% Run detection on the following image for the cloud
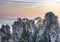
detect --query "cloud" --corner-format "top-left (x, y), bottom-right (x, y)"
top-left (0, 1), bottom-right (50, 6)
top-left (0, 16), bottom-right (17, 25)
top-left (0, 0), bottom-right (60, 5)
top-left (0, 0), bottom-right (44, 6)
top-left (0, 16), bottom-right (17, 20)
top-left (0, 0), bottom-right (34, 5)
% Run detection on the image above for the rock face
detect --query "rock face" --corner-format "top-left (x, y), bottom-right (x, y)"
top-left (41, 12), bottom-right (60, 42)
top-left (0, 25), bottom-right (11, 42)
top-left (12, 12), bottom-right (60, 42)
top-left (0, 30), bottom-right (1, 42)
top-left (0, 12), bottom-right (60, 42)
top-left (12, 18), bottom-right (23, 42)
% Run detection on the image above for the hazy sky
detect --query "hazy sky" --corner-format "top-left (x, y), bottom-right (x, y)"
top-left (0, 0), bottom-right (60, 25)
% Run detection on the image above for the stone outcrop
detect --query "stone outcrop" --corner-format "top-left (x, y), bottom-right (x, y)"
top-left (0, 25), bottom-right (11, 42)
top-left (0, 12), bottom-right (60, 42)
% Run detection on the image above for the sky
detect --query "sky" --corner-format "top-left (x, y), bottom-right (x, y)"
top-left (0, 0), bottom-right (60, 26)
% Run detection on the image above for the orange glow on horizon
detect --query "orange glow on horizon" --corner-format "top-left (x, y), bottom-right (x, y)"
top-left (0, 5), bottom-right (60, 18)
